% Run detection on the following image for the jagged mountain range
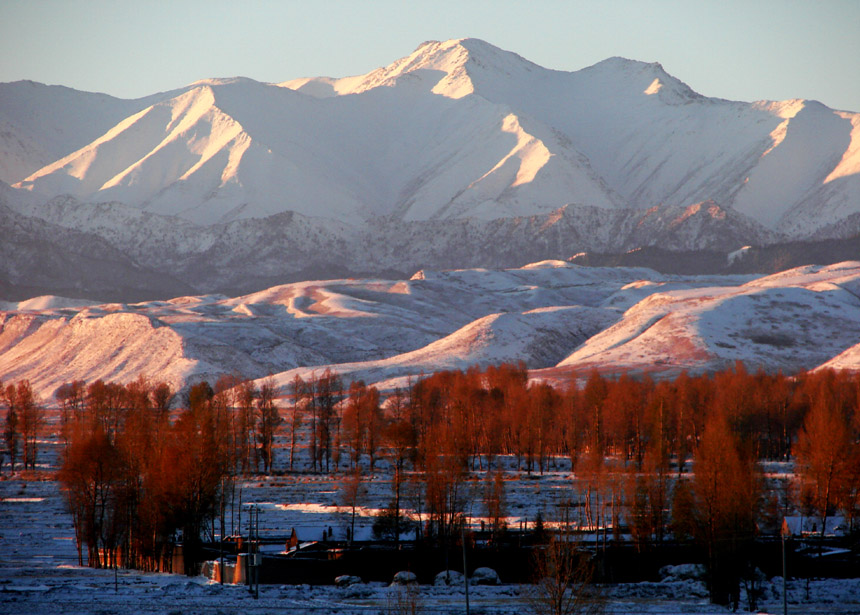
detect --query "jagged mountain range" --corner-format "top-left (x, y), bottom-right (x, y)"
top-left (1, 38), bottom-right (859, 301)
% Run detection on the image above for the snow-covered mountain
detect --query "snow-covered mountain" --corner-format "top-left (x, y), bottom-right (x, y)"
top-left (545, 261), bottom-right (860, 379)
top-left (0, 190), bottom-right (775, 300)
top-left (0, 81), bottom-right (182, 187)
top-left (4, 261), bottom-right (860, 401)
top-left (2, 38), bottom-right (859, 300)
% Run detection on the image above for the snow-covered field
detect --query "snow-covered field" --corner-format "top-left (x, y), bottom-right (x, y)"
top-left (2, 436), bottom-right (859, 614)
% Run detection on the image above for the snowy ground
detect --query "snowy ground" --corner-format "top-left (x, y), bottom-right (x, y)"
top-left (2, 436), bottom-right (859, 614)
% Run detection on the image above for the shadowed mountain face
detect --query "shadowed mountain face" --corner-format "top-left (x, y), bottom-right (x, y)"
top-left (1, 38), bottom-right (859, 301)
top-left (0, 200), bottom-right (193, 302)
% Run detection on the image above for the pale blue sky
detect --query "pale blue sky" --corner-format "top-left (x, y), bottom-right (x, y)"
top-left (1, 0), bottom-right (858, 111)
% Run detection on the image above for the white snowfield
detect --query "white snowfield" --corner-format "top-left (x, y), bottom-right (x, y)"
top-left (3, 260), bottom-right (860, 400)
top-left (5, 473), bottom-right (860, 615)
top-left (4, 38), bottom-right (859, 235)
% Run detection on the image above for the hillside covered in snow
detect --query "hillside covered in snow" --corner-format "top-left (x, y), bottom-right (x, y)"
top-left (3, 261), bottom-right (860, 401)
top-left (1, 39), bottom-right (859, 300)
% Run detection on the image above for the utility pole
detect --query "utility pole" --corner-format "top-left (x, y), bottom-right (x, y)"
top-left (461, 521), bottom-right (469, 615)
top-left (781, 519), bottom-right (789, 615)
top-left (255, 505), bottom-right (260, 600)
top-left (246, 505), bottom-right (261, 599)
top-left (247, 505), bottom-right (254, 594)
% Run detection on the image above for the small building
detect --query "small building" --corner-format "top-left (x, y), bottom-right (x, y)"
top-left (285, 526), bottom-right (324, 552)
top-left (782, 515), bottom-right (847, 537)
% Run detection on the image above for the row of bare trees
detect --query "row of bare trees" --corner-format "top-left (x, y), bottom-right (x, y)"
top-left (404, 363), bottom-right (860, 607)
top-left (308, 363), bottom-right (857, 608)
top-left (391, 363), bottom-right (860, 523)
top-left (1, 379), bottom-right (44, 472)
top-left (5, 360), bottom-right (859, 605)
top-left (52, 374), bottom-right (295, 572)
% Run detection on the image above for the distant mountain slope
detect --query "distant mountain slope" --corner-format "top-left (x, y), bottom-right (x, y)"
top-left (2, 38), bottom-right (859, 301)
top-left (8, 38), bottom-right (859, 234)
top-left (7, 261), bottom-right (860, 401)
top-left (552, 262), bottom-right (860, 377)
top-left (1, 188), bottom-right (776, 301)
top-left (0, 186), bottom-right (193, 302)
top-left (0, 80), bottom-right (183, 184)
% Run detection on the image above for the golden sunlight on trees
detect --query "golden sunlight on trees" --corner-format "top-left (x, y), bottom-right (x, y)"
top-left (681, 411), bottom-right (760, 607)
top-left (343, 380), bottom-right (383, 471)
top-left (58, 378), bottom-right (230, 572)
top-left (795, 376), bottom-right (853, 538)
top-left (36, 360), bottom-right (860, 601)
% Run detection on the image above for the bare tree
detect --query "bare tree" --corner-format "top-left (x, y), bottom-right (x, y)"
top-left (484, 469), bottom-right (507, 544)
top-left (4, 381), bottom-right (44, 470)
top-left (314, 369), bottom-right (342, 473)
top-left (2, 380), bottom-right (18, 473)
top-left (256, 377), bottom-right (282, 474)
top-left (236, 380), bottom-right (257, 473)
top-left (528, 520), bottom-right (603, 615)
top-left (339, 468), bottom-right (366, 545)
top-left (287, 375), bottom-right (305, 472)
top-left (56, 380), bottom-right (86, 447)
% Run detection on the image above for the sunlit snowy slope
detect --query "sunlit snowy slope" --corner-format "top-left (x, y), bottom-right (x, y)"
top-left (544, 261), bottom-right (860, 379)
top-left (10, 39), bottom-right (860, 232)
top-left (0, 81), bottom-right (182, 186)
top-left (3, 261), bottom-right (860, 400)
top-left (1, 39), bottom-right (858, 300)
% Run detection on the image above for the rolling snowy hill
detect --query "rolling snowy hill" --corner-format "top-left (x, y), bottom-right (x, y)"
top-left (1, 39), bottom-right (858, 300)
top-left (551, 262), bottom-right (860, 377)
top-left (4, 261), bottom-right (860, 401)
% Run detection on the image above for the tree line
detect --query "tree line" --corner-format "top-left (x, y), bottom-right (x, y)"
top-left (8, 375), bottom-right (283, 572)
top-left (385, 362), bottom-right (859, 606)
top-left (3, 362), bottom-right (859, 606)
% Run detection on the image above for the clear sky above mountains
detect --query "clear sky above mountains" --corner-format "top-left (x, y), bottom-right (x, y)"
top-left (1, 0), bottom-right (858, 112)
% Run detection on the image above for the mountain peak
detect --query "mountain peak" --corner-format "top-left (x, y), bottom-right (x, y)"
top-left (411, 37), bottom-right (530, 62)
top-left (189, 76), bottom-right (262, 89)
top-left (582, 56), bottom-right (700, 104)
top-left (322, 37), bottom-right (544, 99)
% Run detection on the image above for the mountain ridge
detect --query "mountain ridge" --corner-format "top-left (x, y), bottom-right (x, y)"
top-left (9, 38), bottom-right (858, 230)
top-left (1, 38), bottom-right (859, 300)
